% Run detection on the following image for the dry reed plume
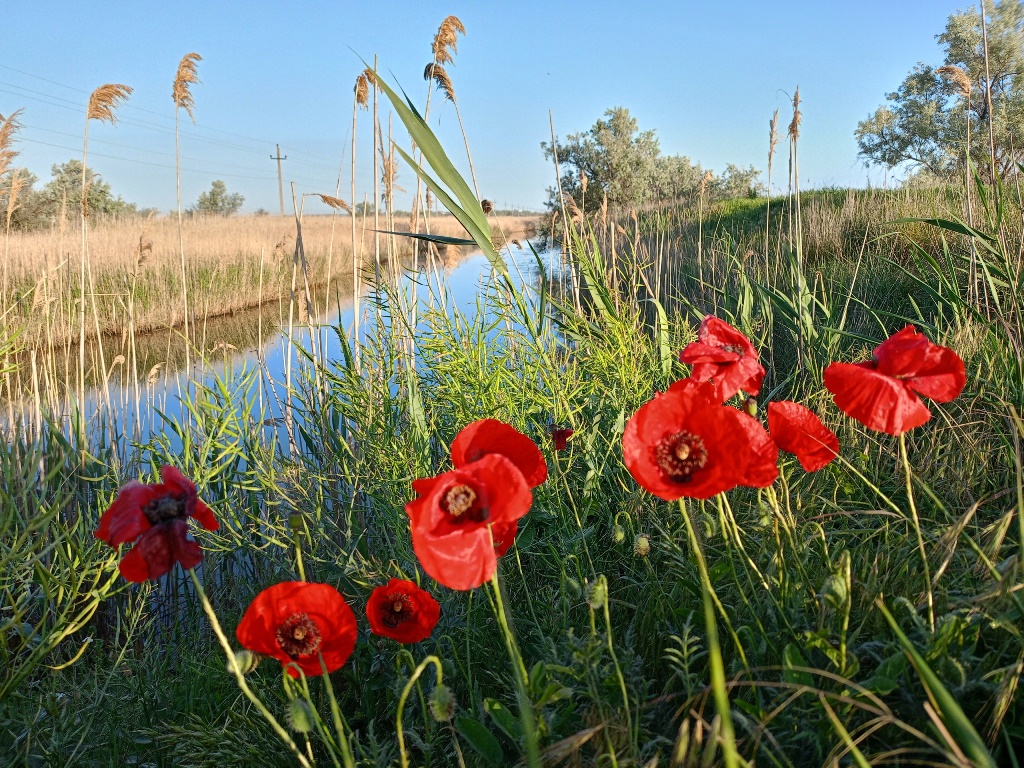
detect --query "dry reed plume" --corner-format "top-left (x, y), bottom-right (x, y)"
top-left (315, 194), bottom-right (352, 213)
top-left (937, 65), bottom-right (972, 98)
top-left (423, 63), bottom-right (457, 102)
top-left (172, 53), bottom-right (203, 122)
top-left (431, 16), bottom-right (465, 65)
top-left (0, 110), bottom-right (23, 179)
top-left (787, 85), bottom-right (802, 141)
top-left (86, 84), bottom-right (133, 124)
top-left (354, 72), bottom-right (370, 109)
top-left (768, 110), bottom-right (780, 166)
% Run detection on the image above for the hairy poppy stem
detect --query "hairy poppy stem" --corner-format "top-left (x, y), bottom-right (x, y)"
top-left (187, 569), bottom-right (314, 768)
top-left (899, 434), bottom-right (935, 634)
top-left (396, 655), bottom-right (443, 768)
top-left (318, 653), bottom-right (357, 768)
top-left (679, 499), bottom-right (740, 768)
top-left (488, 570), bottom-right (541, 768)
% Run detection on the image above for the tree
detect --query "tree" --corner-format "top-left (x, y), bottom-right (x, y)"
top-left (42, 159), bottom-right (135, 218)
top-left (543, 107), bottom-right (664, 213)
top-left (193, 180), bottom-right (244, 216)
top-left (856, 0), bottom-right (1024, 178)
top-left (542, 107), bottom-right (762, 214)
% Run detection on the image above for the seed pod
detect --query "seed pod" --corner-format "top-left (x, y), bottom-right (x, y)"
top-left (429, 683), bottom-right (455, 722)
top-left (287, 698), bottom-right (315, 734)
top-left (587, 575), bottom-right (608, 610)
top-left (230, 649), bottom-right (260, 675)
top-left (633, 533), bottom-right (651, 558)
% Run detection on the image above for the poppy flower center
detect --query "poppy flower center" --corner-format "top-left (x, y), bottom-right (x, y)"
top-left (142, 493), bottom-right (187, 525)
top-left (442, 483), bottom-right (489, 522)
top-left (275, 612), bottom-right (323, 659)
top-left (381, 593), bottom-right (415, 627)
top-left (654, 431), bottom-right (709, 483)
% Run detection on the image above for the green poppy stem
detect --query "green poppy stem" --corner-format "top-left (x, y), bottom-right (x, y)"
top-left (186, 568), bottom-right (313, 768)
top-left (679, 499), bottom-right (741, 768)
top-left (899, 433), bottom-right (935, 633)
top-left (396, 655), bottom-right (443, 768)
top-left (318, 653), bottom-right (357, 768)
top-left (488, 570), bottom-right (541, 768)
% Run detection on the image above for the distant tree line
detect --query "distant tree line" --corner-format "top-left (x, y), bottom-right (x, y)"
top-left (542, 107), bottom-right (763, 216)
top-left (0, 160), bottom-right (244, 230)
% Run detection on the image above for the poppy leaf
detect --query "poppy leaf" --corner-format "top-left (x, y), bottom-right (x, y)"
top-left (484, 698), bottom-right (523, 740)
top-left (455, 716), bottom-right (504, 765)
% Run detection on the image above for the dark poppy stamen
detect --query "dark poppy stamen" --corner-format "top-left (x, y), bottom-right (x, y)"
top-left (275, 612), bottom-right (323, 659)
top-left (142, 493), bottom-right (187, 525)
top-left (381, 593), bottom-right (414, 628)
top-left (654, 431), bottom-right (708, 483)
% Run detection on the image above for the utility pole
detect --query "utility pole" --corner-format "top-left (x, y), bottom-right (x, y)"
top-left (271, 144), bottom-right (287, 216)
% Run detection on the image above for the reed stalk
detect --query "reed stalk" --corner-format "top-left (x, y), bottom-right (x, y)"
top-left (173, 53), bottom-right (201, 375)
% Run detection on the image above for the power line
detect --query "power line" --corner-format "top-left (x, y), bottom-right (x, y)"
top-left (0, 62), bottom-right (347, 164)
top-left (0, 82), bottom-right (342, 174)
top-left (21, 122), bottom-right (316, 177)
top-left (18, 137), bottom-right (337, 191)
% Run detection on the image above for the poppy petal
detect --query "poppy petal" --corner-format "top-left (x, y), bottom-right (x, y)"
top-left (767, 401), bottom-right (839, 472)
top-left (824, 362), bottom-right (931, 435)
top-left (95, 482), bottom-right (154, 546)
top-left (118, 519), bottom-right (202, 582)
top-left (680, 316), bottom-right (765, 400)
top-left (451, 419), bottom-right (548, 487)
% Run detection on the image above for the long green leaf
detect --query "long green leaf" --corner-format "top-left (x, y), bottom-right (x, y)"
top-left (391, 142), bottom-right (506, 275)
top-left (876, 599), bottom-right (995, 768)
top-left (371, 229), bottom-right (478, 247)
top-left (370, 69), bottom-right (487, 232)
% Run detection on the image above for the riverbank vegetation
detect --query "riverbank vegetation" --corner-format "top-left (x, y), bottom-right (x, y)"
top-left (3, 9), bottom-right (1024, 768)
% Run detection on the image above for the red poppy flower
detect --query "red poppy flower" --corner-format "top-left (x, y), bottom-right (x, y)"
top-left (236, 581), bottom-right (357, 678)
top-left (680, 316), bottom-right (765, 402)
top-left (366, 578), bottom-right (441, 643)
top-left (406, 453), bottom-right (532, 590)
top-left (548, 424), bottom-right (574, 450)
top-left (451, 419), bottom-right (547, 487)
top-left (823, 325), bottom-right (966, 436)
top-left (767, 401), bottom-right (839, 472)
top-left (623, 378), bottom-right (778, 501)
top-left (94, 465), bottom-right (219, 582)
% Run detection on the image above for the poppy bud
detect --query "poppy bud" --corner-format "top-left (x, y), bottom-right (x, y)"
top-left (587, 576), bottom-right (608, 610)
top-left (612, 524), bottom-right (626, 544)
top-left (633, 533), bottom-right (651, 558)
top-left (288, 514), bottom-right (303, 530)
top-left (429, 683), bottom-right (455, 722)
top-left (287, 698), bottom-right (315, 733)
top-left (230, 649), bottom-right (260, 675)
top-left (744, 397), bottom-right (758, 417)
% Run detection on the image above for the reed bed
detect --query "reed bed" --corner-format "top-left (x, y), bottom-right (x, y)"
top-left (0, 213), bottom-right (532, 347)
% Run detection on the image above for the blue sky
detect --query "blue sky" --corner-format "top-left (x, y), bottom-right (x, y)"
top-left (2, 1), bottom-right (962, 214)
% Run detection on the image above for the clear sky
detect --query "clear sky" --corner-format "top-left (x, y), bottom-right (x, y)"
top-left (2, 1), bottom-right (963, 215)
